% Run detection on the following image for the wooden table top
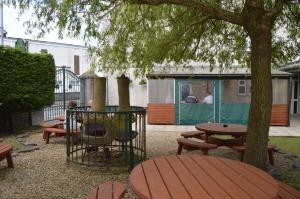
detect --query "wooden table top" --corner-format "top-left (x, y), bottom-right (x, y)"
top-left (130, 155), bottom-right (279, 199)
top-left (40, 120), bottom-right (63, 128)
top-left (55, 115), bottom-right (65, 121)
top-left (196, 123), bottom-right (247, 136)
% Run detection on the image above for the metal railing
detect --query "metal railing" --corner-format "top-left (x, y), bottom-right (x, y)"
top-left (44, 66), bottom-right (80, 121)
top-left (66, 106), bottom-right (146, 169)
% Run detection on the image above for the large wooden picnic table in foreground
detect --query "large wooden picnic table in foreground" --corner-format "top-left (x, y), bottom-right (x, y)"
top-left (130, 155), bottom-right (280, 199)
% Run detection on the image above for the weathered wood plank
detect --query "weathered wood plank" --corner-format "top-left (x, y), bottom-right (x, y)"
top-left (154, 157), bottom-right (191, 199)
top-left (207, 156), bottom-right (271, 199)
top-left (148, 103), bottom-right (175, 124)
top-left (192, 155), bottom-right (251, 199)
top-left (142, 160), bottom-right (171, 199)
top-left (271, 104), bottom-right (289, 126)
top-left (130, 165), bottom-right (151, 199)
top-left (178, 155), bottom-right (230, 199)
top-left (166, 155), bottom-right (211, 198)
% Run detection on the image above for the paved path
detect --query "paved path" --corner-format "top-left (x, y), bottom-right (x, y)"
top-left (147, 115), bottom-right (300, 137)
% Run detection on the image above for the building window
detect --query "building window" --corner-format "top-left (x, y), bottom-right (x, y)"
top-left (74, 55), bottom-right (80, 75)
top-left (238, 80), bottom-right (246, 95)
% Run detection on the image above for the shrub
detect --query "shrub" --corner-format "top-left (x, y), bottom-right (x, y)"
top-left (0, 45), bottom-right (55, 112)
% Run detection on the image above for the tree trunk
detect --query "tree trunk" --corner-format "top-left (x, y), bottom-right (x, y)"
top-left (92, 77), bottom-right (106, 112)
top-left (244, 23), bottom-right (273, 170)
top-left (117, 76), bottom-right (130, 111)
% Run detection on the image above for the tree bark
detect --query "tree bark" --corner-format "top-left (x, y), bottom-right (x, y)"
top-left (244, 19), bottom-right (273, 170)
top-left (93, 77), bottom-right (106, 112)
top-left (117, 75), bottom-right (131, 111)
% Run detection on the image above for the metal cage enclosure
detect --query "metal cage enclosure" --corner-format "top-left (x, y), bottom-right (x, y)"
top-left (66, 106), bottom-right (146, 169)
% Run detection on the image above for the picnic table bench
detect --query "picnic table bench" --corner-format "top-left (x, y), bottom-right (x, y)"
top-left (232, 144), bottom-right (277, 165)
top-left (0, 143), bottom-right (14, 168)
top-left (41, 120), bottom-right (79, 144)
top-left (177, 138), bottom-right (217, 155)
top-left (86, 181), bottom-right (127, 199)
top-left (43, 127), bottom-right (79, 144)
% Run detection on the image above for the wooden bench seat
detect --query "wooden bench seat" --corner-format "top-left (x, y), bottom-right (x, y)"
top-left (181, 132), bottom-right (243, 147)
top-left (232, 144), bottom-right (276, 165)
top-left (86, 181), bottom-right (127, 199)
top-left (180, 131), bottom-right (205, 139)
top-left (0, 143), bottom-right (14, 168)
top-left (43, 127), bottom-right (66, 144)
top-left (43, 127), bottom-right (78, 144)
top-left (177, 138), bottom-right (218, 155)
top-left (278, 181), bottom-right (300, 199)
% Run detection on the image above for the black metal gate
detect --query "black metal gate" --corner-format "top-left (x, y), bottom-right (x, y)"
top-left (44, 66), bottom-right (80, 121)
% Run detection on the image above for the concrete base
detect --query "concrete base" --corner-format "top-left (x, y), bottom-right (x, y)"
top-left (146, 115), bottom-right (300, 137)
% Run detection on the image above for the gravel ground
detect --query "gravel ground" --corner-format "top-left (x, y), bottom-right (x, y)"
top-left (0, 130), bottom-right (298, 199)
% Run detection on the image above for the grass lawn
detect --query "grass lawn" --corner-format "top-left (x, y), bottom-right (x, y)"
top-left (269, 136), bottom-right (300, 190)
top-left (279, 170), bottom-right (300, 190)
top-left (269, 136), bottom-right (300, 157)
top-left (2, 136), bottom-right (24, 151)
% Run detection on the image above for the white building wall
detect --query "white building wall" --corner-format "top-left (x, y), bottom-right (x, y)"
top-left (3, 37), bottom-right (90, 75)
top-left (104, 69), bottom-right (148, 107)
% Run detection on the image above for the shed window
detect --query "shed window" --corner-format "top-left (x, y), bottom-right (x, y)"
top-left (272, 79), bottom-right (288, 104)
top-left (148, 79), bottom-right (174, 103)
top-left (180, 80), bottom-right (213, 104)
top-left (238, 80), bottom-right (246, 95)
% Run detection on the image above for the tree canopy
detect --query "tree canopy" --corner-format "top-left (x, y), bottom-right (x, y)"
top-left (9, 0), bottom-right (300, 76)
top-left (8, 0), bottom-right (300, 169)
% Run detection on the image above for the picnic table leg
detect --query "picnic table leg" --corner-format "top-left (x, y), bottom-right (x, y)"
top-left (241, 135), bottom-right (246, 144)
top-left (202, 149), bottom-right (208, 155)
top-left (268, 149), bottom-right (274, 165)
top-left (177, 143), bottom-right (183, 155)
top-left (45, 132), bottom-right (51, 144)
top-left (205, 132), bottom-right (209, 143)
top-left (240, 151), bottom-right (244, 161)
top-left (6, 151), bottom-right (14, 168)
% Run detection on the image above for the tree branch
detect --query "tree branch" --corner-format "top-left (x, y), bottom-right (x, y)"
top-left (244, 0), bottom-right (264, 10)
top-left (131, 0), bottom-right (243, 25)
top-left (268, 0), bottom-right (289, 17)
top-left (263, 0), bottom-right (292, 21)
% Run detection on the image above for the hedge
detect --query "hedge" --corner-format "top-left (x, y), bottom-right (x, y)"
top-left (0, 45), bottom-right (55, 112)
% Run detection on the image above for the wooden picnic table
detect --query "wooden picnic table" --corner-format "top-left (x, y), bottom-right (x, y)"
top-left (40, 120), bottom-right (64, 128)
top-left (55, 115), bottom-right (65, 121)
top-left (130, 155), bottom-right (279, 199)
top-left (195, 123), bottom-right (247, 146)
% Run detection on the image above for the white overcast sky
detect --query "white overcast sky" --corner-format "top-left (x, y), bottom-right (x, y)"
top-left (3, 5), bottom-right (85, 45)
